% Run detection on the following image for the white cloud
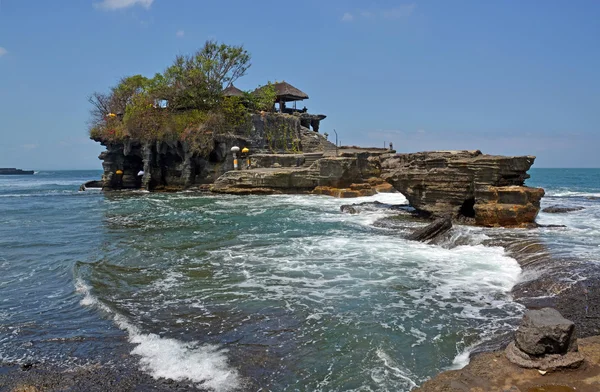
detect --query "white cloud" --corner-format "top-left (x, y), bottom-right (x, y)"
top-left (0, 47), bottom-right (7, 57)
top-left (22, 144), bottom-right (39, 150)
top-left (341, 12), bottom-right (354, 22)
top-left (94, 0), bottom-right (153, 11)
top-left (176, 30), bottom-right (185, 38)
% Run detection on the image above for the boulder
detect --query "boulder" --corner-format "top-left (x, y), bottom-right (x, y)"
top-left (407, 218), bottom-right (452, 242)
top-left (505, 308), bottom-right (584, 370)
top-left (340, 205), bottom-right (358, 214)
top-left (542, 206), bottom-right (585, 214)
top-left (515, 308), bottom-right (578, 356)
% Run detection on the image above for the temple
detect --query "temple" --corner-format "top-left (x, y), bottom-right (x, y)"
top-left (252, 81), bottom-right (326, 132)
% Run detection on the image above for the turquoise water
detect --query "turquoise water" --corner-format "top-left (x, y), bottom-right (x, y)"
top-left (1, 169), bottom-right (598, 391)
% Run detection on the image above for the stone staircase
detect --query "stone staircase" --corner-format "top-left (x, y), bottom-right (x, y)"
top-left (303, 152), bottom-right (324, 167)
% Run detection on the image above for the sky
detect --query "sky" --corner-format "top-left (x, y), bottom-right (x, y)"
top-left (0, 0), bottom-right (599, 169)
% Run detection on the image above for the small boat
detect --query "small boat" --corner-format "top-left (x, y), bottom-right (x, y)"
top-left (0, 168), bottom-right (35, 175)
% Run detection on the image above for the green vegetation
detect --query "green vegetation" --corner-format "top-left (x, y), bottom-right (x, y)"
top-left (88, 40), bottom-right (277, 154)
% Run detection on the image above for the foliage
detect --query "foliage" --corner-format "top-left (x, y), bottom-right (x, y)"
top-left (247, 82), bottom-right (276, 112)
top-left (88, 41), bottom-right (294, 155)
top-left (153, 40), bottom-right (250, 111)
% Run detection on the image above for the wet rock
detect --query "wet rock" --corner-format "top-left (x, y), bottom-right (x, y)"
top-left (79, 180), bottom-right (103, 191)
top-left (407, 218), bottom-right (452, 242)
top-left (506, 308), bottom-right (585, 370)
top-left (542, 206), bottom-right (585, 214)
top-left (20, 362), bottom-right (39, 372)
top-left (340, 205), bottom-right (358, 214)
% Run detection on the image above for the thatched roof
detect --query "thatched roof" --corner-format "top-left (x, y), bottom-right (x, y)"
top-left (255, 81), bottom-right (309, 102)
top-left (222, 85), bottom-right (245, 97)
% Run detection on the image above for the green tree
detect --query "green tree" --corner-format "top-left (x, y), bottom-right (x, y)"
top-left (157, 40), bottom-right (251, 110)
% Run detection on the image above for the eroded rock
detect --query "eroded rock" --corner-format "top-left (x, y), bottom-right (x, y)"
top-left (381, 150), bottom-right (544, 227)
top-left (407, 218), bottom-right (452, 242)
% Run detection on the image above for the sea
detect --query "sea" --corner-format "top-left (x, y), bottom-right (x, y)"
top-left (1, 168), bottom-right (599, 391)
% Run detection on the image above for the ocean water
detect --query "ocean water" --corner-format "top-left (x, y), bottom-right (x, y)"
top-left (0, 168), bottom-right (598, 391)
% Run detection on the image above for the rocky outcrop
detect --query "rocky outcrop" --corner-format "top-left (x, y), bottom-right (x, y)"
top-left (94, 113), bottom-right (311, 191)
top-left (381, 150), bottom-right (544, 227)
top-left (211, 154), bottom-right (382, 194)
top-left (542, 206), bottom-right (585, 214)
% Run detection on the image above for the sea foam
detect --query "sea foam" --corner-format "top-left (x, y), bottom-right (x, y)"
top-left (75, 278), bottom-right (241, 391)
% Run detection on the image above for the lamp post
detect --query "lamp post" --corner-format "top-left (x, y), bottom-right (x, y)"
top-left (242, 147), bottom-right (250, 169)
top-left (333, 129), bottom-right (338, 156)
top-left (231, 146), bottom-right (240, 170)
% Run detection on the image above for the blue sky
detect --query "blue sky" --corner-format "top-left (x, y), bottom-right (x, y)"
top-left (0, 0), bottom-right (599, 169)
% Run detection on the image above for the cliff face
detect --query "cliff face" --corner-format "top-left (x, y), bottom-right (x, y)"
top-left (380, 150), bottom-right (544, 227)
top-left (95, 113), bottom-right (334, 191)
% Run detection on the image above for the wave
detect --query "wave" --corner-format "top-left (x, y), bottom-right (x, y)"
top-left (544, 190), bottom-right (600, 198)
top-left (75, 278), bottom-right (241, 391)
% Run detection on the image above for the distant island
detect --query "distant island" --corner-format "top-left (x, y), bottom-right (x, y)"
top-left (0, 168), bottom-right (34, 175)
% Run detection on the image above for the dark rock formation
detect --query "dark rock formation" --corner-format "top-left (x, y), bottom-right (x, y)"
top-left (79, 180), bottom-right (103, 191)
top-left (505, 308), bottom-right (584, 370)
top-left (542, 206), bottom-right (585, 214)
top-left (340, 205), bottom-right (358, 214)
top-left (0, 168), bottom-right (34, 175)
top-left (296, 113), bottom-right (327, 133)
top-left (381, 150), bottom-right (544, 227)
top-left (407, 218), bottom-right (452, 242)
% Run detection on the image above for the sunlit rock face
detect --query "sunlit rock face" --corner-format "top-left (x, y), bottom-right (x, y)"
top-left (380, 150), bottom-right (544, 227)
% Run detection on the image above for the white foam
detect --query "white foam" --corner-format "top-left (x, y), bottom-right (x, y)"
top-left (75, 278), bottom-right (241, 391)
top-left (373, 348), bottom-right (417, 388)
top-left (450, 349), bottom-right (471, 369)
top-left (545, 190), bottom-right (600, 198)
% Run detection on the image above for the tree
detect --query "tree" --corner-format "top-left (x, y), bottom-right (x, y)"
top-left (88, 41), bottom-right (252, 141)
top-left (158, 40), bottom-right (251, 110)
top-left (110, 75), bottom-right (150, 114)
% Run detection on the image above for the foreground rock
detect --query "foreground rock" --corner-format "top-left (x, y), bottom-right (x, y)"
top-left (414, 310), bottom-right (598, 392)
top-left (542, 206), bottom-right (585, 214)
top-left (407, 218), bottom-right (452, 242)
top-left (414, 335), bottom-right (600, 391)
top-left (381, 150), bottom-right (544, 227)
top-left (506, 308), bottom-right (584, 370)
